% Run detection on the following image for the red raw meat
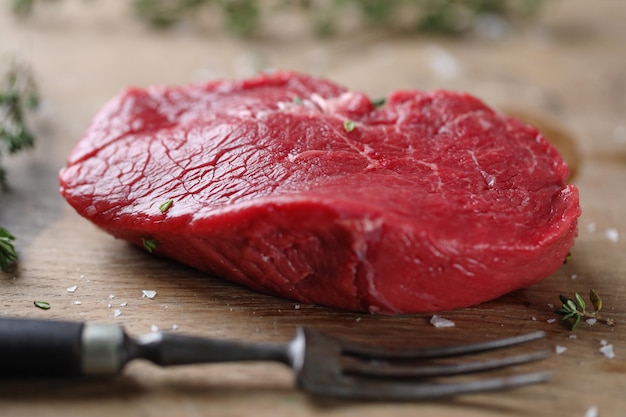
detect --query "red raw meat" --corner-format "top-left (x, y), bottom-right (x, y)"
top-left (59, 71), bottom-right (580, 314)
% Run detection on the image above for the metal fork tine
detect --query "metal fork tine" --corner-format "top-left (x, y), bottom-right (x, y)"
top-left (342, 349), bottom-right (551, 379)
top-left (339, 331), bottom-right (547, 360)
top-left (318, 371), bottom-right (554, 401)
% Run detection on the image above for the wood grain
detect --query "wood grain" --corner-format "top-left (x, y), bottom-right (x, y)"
top-left (1, 2), bottom-right (625, 416)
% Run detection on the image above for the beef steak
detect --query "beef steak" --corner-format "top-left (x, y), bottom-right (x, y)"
top-left (59, 71), bottom-right (580, 314)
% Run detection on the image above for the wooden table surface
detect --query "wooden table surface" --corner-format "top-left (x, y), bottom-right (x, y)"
top-left (1, 2), bottom-right (625, 416)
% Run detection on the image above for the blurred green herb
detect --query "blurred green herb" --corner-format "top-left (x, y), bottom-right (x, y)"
top-left (0, 57), bottom-right (39, 272)
top-left (142, 237), bottom-right (159, 253)
top-left (11, 0), bottom-right (544, 38)
top-left (556, 289), bottom-right (615, 331)
top-left (0, 227), bottom-right (18, 272)
top-left (1, 58), bottom-right (39, 185)
top-left (371, 97), bottom-right (386, 108)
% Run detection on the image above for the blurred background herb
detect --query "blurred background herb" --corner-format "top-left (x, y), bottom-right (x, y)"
top-left (0, 57), bottom-right (39, 272)
top-left (0, 57), bottom-right (39, 186)
top-left (11, 0), bottom-right (543, 38)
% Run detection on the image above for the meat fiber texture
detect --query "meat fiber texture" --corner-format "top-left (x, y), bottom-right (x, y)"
top-left (59, 71), bottom-right (580, 314)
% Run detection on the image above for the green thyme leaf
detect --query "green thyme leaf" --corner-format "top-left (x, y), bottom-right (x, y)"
top-left (142, 237), bottom-right (158, 253)
top-left (33, 300), bottom-right (50, 310)
top-left (343, 119), bottom-right (355, 133)
top-left (590, 289), bottom-right (602, 312)
top-left (565, 298), bottom-right (578, 313)
top-left (571, 314), bottom-right (581, 331)
top-left (159, 199), bottom-right (173, 213)
top-left (574, 293), bottom-right (586, 312)
top-left (558, 295), bottom-right (571, 306)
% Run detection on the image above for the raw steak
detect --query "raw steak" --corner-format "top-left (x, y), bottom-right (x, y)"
top-left (59, 71), bottom-right (580, 314)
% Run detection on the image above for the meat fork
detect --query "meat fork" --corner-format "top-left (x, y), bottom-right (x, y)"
top-left (0, 317), bottom-right (551, 400)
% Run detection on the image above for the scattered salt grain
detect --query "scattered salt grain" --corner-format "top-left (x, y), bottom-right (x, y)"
top-left (150, 325), bottom-right (159, 333)
top-left (586, 318), bottom-right (597, 326)
top-left (109, 294), bottom-right (115, 299)
top-left (113, 309), bottom-right (122, 318)
top-left (546, 318), bottom-right (556, 324)
top-left (107, 303), bottom-right (112, 308)
top-left (585, 405), bottom-right (599, 417)
top-left (599, 343), bottom-right (615, 359)
top-left (531, 316), bottom-right (537, 321)
top-left (172, 324), bottom-right (179, 331)
top-left (587, 223), bottom-right (596, 233)
top-left (119, 302), bottom-right (127, 307)
top-left (605, 228), bottom-right (619, 242)
top-left (67, 285), bottom-right (77, 293)
top-left (569, 334), bottom-right (577, 339)
top-left (547, 303), bottom-right (554, 309)
top-left (555, 345), bottom-right (567, 355)
top-left (430, 315), bottom-right (456, 328)
top-left (570, 274), bottom-right (578, 280)
top-left (294, 304), bottom-right (301, 310)
top-left (425, 46), bottom-right (461, 80)
top-left (600, 339), bottom-right (608, 346)
top-left (142, 290), bottom-right (157, 299)
top-left (74, 301), bottom-right (82, 305)
top-left (355, 317), bottom-right (362, 322)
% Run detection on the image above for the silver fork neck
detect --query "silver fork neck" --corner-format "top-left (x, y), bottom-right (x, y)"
top-left (287, 327), bottom-right (306, 371)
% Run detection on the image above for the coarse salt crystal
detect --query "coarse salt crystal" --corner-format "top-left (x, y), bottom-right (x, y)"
top-left (150, 325), bottom-right (159, 333)
top-left (599, 343), bottom-right (615, 359)
top-left (109, 294), bottom-right (115, 299)
top-left (113, 309), bottom-right (122, 318)
top-left (547, 318), bottom-right (556, 324)
top-left (67, 285), bottom-right (78, 293)
top-left (142, 290), bottom-right (157, 299)
top-left (569, 334), bottom-right (577, 339)
top-left (531, 316), bottom-right (537, 321)
top-left (430, 315), bottom-right (456, 328)
top-left (547, 303), bottom-right (554, 309)
top-left (172, 324), bottom-right (179, 331)
top-left (585, 406), bottom-right (599, 417)
top-left (585, 318), bottom-right (597, 326)
top-left (605, 228), bottom-right (619, 242)
top-left (119, 302), bottom-right (127, 307)
top-left (600, 339), bottom-right (608, 346)
top-left (587, 223), bottom-right (596, 233)
top-left (570, 274), bottom-right (578, 280)
top-left (74, 301), bottom-right (82, 305)
top-left (555, 345), bottom-right (567, 355)
top-left (107, 303), bottom-right (112, 308)
top-left (294, 304), bottom-right (301, 309)
top-left (356, 317), bottom-right (362, 322)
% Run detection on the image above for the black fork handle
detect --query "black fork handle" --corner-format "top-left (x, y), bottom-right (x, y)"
top-left (0, 317), bottom-right (295, 378)
top-left (0, 317), bottom-right (85, 377)
top-left (0, 317), bottom-right (127, 378)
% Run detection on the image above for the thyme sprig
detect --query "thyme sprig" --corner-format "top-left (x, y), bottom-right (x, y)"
top-left (556, 289), bottom-right (615, 331)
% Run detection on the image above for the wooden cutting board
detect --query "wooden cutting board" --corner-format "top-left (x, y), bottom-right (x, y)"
top-left (1, 2), bottom-right (625, 416)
